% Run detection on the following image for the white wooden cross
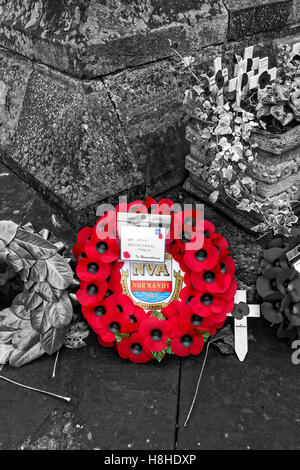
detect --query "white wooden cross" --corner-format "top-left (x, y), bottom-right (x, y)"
top-left (249, 57), bottom-right (277, 97)
top-left (228, 60), bottom-right (254, 107)
top-left (234, 46), bottom-right (259, 77)
top-left (209, 57), bottom-right (229, 107)
top-left (228, 290), bottom-right (260, 362)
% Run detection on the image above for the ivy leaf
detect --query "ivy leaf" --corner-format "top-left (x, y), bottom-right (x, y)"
top-left (0, 221), bottom-right (18, 246)
top-left (30, 302), bottom-right (47, 332)
top-left (46, 254), bottom-right (73, 290)
top-left (14, 228), bottom-right (57, 260)
top-left (41, 326), bottom-right (67, 355)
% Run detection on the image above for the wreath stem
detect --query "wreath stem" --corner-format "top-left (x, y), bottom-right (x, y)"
top-left (0, 374), bottom-right (71, 402)
top-left (52, 350), bottom-right (60, 379)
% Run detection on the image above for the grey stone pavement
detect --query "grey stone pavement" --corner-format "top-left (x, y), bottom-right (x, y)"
top-left (0, 162), bottom-right (299, 450)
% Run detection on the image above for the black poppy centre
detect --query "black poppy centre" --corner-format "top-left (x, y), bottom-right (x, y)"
top-left (87, 262), bottom-right (99, 274)
top-left (96, 242), bottom-right (108, 254)
top-left (195, 249), bottom-right (207, 262)
top-left (201, 294), bottom-right (213, 306)
top-left (203, 271), bottom-right (216, 284)
top-left (109, 322), bottom-right (121, 334)
top-left (191, 314), bottom-right (203, 327)
top-left (94, 306), bottom-right (106, 317)
top-left (150, 329), bottom-right (163, 342)
top-left (130, 343), bottom-right (143, 355)
top-left (87, 284), bottom-right (99, 296)
top-left (181, 335), bottom-right (193, 348)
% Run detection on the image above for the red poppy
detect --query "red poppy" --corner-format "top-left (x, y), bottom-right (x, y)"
top-left (72, 226), bottom-right (93, 259)
top-left (145, 196), bottom-right (157, 211)
top-left (174, 210), bottom-right (204, 239)
top-left (98, 337), bottom-right (116, 348)
top-left (219, 255), bottom-right (236, 277)
top-left (105, 294), bottom-right (135, 317)
top-left (76, 257), bottom-right (110, 282)
top-left (95, 211), bottom-right (117, 240)
top-left (104, 279), bottom-right (123, 299)
top-left (77, 280), bottom-right (108, 307)
top-left (98, 312), bottom-right (135, 343)
top-left (82, 298), bottom-right (113, 331)
top-left (211, 233), bottom-right (229, 253)
top-left (170, 324), bottom-right (204, 357)
top-left (190, 265), bottom-right (232, 294)
top-left (85, 232), bottom-right (119, 263)
top-left (190, 292), bottom-right (228, 317)
top-left (183, 239), bottom-right (219, 273)
top-left (123, 305), bottom-right (149, 331)
top-left (117, 333), bottom-right (152, 364)
top-left (180, 286), bottom-right (202, 306)
top-left (139, 317), bottom-right (171, 353)
top-left (161, 301), bottom-right (182, 319)
top-left (179, 305), bottom-right (214, 332)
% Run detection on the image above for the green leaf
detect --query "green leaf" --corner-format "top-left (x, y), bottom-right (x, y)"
top-left (11, 295), bottom-right (30, 320)
top-left (12, 322), bottom-right (39, 351)
top-left (46, 254), bottom-right (73, 289)
top-left (0, 221), bottom-right (18, 246)
top-left (165, 343), bottom-right (174, 355)
top-left (200, 331), bottom-right (211, 343)
top-left (41, 326), bottom-right (67, 355)
top-left (115, 333), bottom-right (130, 344)
top-left (34, 281), bottom-right (53, 302)
top-left (150, 311), bottom-right (166, 321)
top-left (6, 250), bottom-right (23, 272)
top-left (30, 303), bottom-right (46, 332)
top-left (0, 344), bottom-right (14, 365)
top-left (152, 350), bottom-right (166, 363)
top-left (14, 228), bottom-right (57, 260)
top-left (48, 292), bottom-right (73, 329)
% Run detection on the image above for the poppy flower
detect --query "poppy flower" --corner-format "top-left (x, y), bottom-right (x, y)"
top-left (180, 286), bottom-right (202, 307)
top-left (281, 295), bottom-right (300, 327)
top-left (190, 264), bottom-right (232, 294)
top-left (105, 294), bottom-right (135, 317)
top-left (231, 302), bottom-right (250, 321)
top-left (179, 305), bottom-right (214, 332)
top-left (161, 301), bottom-right (183, 319)
top-left (85, 233), bottom-right (119, 263)
top-left (117, 333), bottom-right (152, 364)
top-left (76, 257), bottom-right (110, 282)
top-left (211, 233), bottom-right (229, 254)
top-left (183, 239), bottom-right (219, 273)
top-left (139, 317), bottom-right (171, 353)
top-left (145, 196), bottom-right (157, 212)
top-left (82, 298), bottom-right (113, 331)
top-left (170, 325), bottom-right (204, 357)
top-left (95, 211), bottom-right (117, 239)
top-left (219, 255), bottom-right (236, 277)
top-left (98, 312), bottom-right (135, 343)
top-left (256, 275), bottom-right (283, 302)
top-left (98, 337), bottom-right (116, 348)
top-left (276, 269), bottom-right (300, 302)
top-left (261, 301), bottom-right (284, 325)
top-left (123, 305), bottom-right (149, 331)
top-left (77, 280), bottom-right (108, 307)
top-left (73, 226), bottom-right (93, 259)
top-left (259, 247), bottom-right (288, 276)
top-left (105, 278), bottom-right (123, 297)
top-left (190, 291), bottom-right (230, 318)
top-left (259, 71), bottom-right (271, 90)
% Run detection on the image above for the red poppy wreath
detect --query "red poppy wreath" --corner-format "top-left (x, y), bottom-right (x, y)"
top-left (73, 198), bottom-right (237, 363)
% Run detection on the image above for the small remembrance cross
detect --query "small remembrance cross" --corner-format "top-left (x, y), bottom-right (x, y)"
top-left (249, 57), bottom-right (277, 97)
top-left (228, 290), bottom-right (260, 362)
top-left (228, 60), bottom-right (253, 107)
top-left (209, 57), bottom-right (229, 107)
top-left (234, 46), bottom-right (259, 76)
